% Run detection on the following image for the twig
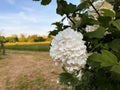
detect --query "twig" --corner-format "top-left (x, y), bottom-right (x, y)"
top-left (89, 0), bottom-right (101, 16)
top-left (66, 14), bottom-right (75, 25)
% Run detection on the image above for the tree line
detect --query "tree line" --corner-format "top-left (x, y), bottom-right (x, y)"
top-left (0, 34), bottom-right (53, 43)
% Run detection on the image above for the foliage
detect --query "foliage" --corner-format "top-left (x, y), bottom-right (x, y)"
top-left (45, 35), bottom-right (54, 41)
top-left (2, 34), bottom-right (50, 43)
top-left (35, 0), bottom-right (120, 89)
top-left (0, 36), bottom-right (6, 42)
top-left (18, 34), bottom-right (27, 42)
top-left (27, 35), bottom-right (45, 42)
top-left (33, 0), bottom-right (51, 5)
top-left (6, 34), bottom-right (18, 43)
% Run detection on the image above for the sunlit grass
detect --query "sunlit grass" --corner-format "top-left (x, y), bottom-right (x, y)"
top-left (5, 41), bottom-right (50, 45)
top-left (5, 42), bottom-right (50, 51)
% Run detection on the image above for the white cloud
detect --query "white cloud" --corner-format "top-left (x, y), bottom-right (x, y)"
top-left (0, 0), bottom-right (79, 36)
top-left (0, 0), bottom-right (63, 36)
top-left (1, 24), bottom-right (50, 36)
top-left (0, 11), bottom-right (61, 36)
top-left (18, 12), bottom-right (39, 23)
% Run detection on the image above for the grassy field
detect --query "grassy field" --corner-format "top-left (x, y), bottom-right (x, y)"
top-left (0, 42), bottom-right (71, 89)
top-left (0, 50), bottom-right (67, 90)
top-left (5, 42), bottom-right (50, 51)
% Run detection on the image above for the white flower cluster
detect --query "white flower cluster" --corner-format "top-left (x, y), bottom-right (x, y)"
top-left (86, 0), bottom-right (113, 32)
top-left (88, 0), bottom-right (104, 13)
top-left (88, 0), bottom-right (113, 18)
top-left (50, 28), bottom-right (88, 75)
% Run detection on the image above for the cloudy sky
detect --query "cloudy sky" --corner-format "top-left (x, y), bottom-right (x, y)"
top-left (0, 0), bottom-right (80, 36)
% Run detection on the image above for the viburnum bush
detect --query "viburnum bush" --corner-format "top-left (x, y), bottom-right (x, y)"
top-left (34, 0), bottom-right (120, 89)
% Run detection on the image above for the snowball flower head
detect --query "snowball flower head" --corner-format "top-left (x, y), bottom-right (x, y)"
top-left (50, 28), bottom-right (88, 75)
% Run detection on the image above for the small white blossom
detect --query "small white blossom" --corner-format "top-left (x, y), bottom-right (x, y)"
top-left (89, 66), bottom-right (92, 70)
top-left (85, 25), bottom-right (99, 32)
top-left (86, 0), bottom-right (114, 32)
top-left (50, 28), bottom-right (88, 76)
top-left (88, 0), bottom-right (104, 12)
top-left (88, 0), bottom-right (113, 18)
top-left (69, 14), bottom-right (81, 26)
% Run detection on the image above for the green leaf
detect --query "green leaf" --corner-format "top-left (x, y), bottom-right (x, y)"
top-left (56, 0), bottom-right (76, 16)
top-left (88, 50), bottom-right (118, 67)
top-left (112, 20), bottom-right (120, 31)
top-left (33, 0), bottom-right (51, 5)
top-left (81, 15), bottom-right (99, 26)
top-left (100, 9), bottom-right (115, 18)
top-left (98, 16), bottom-right (112, 28)
top-left (108, 39), bottom-right (120, 52)
top-left (56, 0), bottom-right (67, 16)
top-left (111, 64), bottom-right (120, 74)
top-left (52, 22), bottom-right (63, 30)
top-left (59, 72), bottom-right (78, 85)
top-left (49, 30), bottom-right (59, 36)
top-left (113, 0), bottom-right (120, 16)
top-left (106, 0), bottom-right (114, 5)
top-left (77, 1), bottom-right (88, 11)
top-left (66, 3), bottom-right (76, 14)
top-left (40, 0), bottom-right (51, 5)
top-left (49, 22), bottom-right (64, 36)
top-left (85, 26), bottom-right (106, 38)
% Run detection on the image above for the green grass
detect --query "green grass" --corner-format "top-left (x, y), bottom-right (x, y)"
top-left (5, 73), bottom-right (51, 90)
top-left (5, 43), bottom-right (50, 51)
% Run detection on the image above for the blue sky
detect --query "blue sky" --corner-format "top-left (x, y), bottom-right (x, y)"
top-left (0, 0), bottom-right (80, 36)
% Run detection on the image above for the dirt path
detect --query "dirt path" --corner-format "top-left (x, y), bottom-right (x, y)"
top-left (0, 50), bottom-right (64, 90)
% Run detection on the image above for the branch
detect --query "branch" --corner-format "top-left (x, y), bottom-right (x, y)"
top-left (66, 14), bottom-right (75, 26)
top-left (89, 0), bottom-right (100, 17)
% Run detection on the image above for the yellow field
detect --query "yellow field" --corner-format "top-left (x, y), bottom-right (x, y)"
top-left (5, 41), bottom-right (50, 46)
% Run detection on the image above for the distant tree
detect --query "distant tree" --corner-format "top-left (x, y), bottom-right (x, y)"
top-left (11, 34), bottom-right (18, 42)
top-left (27, 35), bottom-right (37, 42)
top-left (5, 37), bottom-right (10, 42)
top-left (27, 34), bottom-right (46, 42)
top-left (5, 34), bottom-right (18, 42)
top-left (0, 36), bottom-right (6, 42)
top-left (27, 35), bottom-right (36, 42)
top-left (18, 34), bottom-right (27, 42)
top-left (35, 36), bottom-right (46, 42)
top-left (45, 35), bottom-right (54, 41)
